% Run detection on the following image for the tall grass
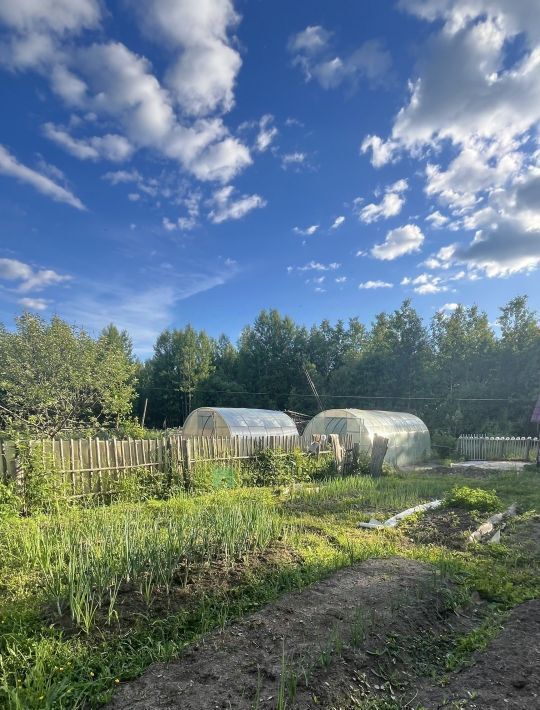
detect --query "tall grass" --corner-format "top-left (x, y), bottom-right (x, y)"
top-left (3, 493), bottom-right (285, 632)
top-left (287, 474), bottom-right (450, 514)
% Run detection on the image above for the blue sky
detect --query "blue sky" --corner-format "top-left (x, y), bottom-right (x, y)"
top-left (1, 0), bottom-right (539, 356)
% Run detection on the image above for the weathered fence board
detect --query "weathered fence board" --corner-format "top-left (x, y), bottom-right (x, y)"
top-left (0, 432), bottom-right (349, 500)
top-left (458, 435), bottom-right (539, 462)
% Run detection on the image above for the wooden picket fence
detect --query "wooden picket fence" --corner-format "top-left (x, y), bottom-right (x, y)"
top-left (0, 433), bottom-right (341, 501)
top-left (457, 434), bottom-right (539, 462)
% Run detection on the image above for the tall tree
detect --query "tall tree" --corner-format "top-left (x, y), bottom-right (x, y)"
top-left (237, 310), bottom-right (307, 410)
top-left (141, 326), bottom-right (215, 426)
top-left (0, 313), bottom-right (137, 436)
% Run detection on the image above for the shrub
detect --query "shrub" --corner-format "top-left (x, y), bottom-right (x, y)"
top-left (444, 485), bottom-right (502, 512)
top-left (0, 480), bottom-right (21, 518)
top-left (244, 449), bottom-right (315, 488)
top-left (351, 451), bottom-right (395, 477)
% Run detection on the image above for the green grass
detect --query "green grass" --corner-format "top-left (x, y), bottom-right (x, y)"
top-left (1, 470), bottom-right (539, 708)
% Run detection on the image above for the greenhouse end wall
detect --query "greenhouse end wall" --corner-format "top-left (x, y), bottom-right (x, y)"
top-left (182, 407), bottom-right (299, 438)
top-left (303, 409), bottom-right (430, 467)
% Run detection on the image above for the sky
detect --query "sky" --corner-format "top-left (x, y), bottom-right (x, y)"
top-left (0, 0), bottom-right (539, 357)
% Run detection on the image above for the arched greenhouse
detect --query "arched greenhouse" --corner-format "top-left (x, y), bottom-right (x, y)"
top-left (303, 409), bottom-right (430, 467)
top-left (182, 407), bottom-right (299, 437)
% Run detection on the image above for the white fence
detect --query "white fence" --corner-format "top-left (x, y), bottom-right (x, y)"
top-left (457, 435), bottom-right (539, 461)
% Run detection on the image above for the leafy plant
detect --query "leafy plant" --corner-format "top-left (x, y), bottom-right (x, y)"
top-left (444, 485), bottom-right (502, 512)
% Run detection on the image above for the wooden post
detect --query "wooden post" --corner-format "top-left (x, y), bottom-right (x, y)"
top-left (14, 442), bottom-right (26, 512)
top-left (352, 443), bottom-right (361, 475)
top-left (370, 435), bottom-right (388, 478)
top-left (141, 398), bottom-right (148, 428)
top-left (329, 434), bottom-right (344, 475)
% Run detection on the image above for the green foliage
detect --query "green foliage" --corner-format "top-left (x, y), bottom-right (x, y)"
top-left (16, 440), bottom-right (69, 514)
top-left (138, 325), bottom-right (215, 427)
top-left (112, 467), bottom-right (167, 503)
top-left (134, 296), bottom-right (540, 438)
top-left (0, 314), bottom-right (137, 437)
top-left (0, 471), bottom-right (539, 708)
top-left (3, 494), bottom-right (284, 633)
top-left (245, 448), bottom-right (324, 487)
top-left (444, 485), bottom-right (502, 512)
top-left (0, 480), bottom-right (21, 518)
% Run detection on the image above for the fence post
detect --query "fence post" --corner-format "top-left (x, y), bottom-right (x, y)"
top-left (13, 442), bottom-right (26, 513)
top-left (370, 435), bottom-right (388, 478)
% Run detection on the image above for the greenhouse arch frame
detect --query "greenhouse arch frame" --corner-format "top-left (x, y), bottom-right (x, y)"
top-left (303, 409), bottom-right (430, 467)
top-left (182, 407), bottom-right (299, 438)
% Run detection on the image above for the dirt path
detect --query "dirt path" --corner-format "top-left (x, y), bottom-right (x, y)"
top-left (108, 558), bottom-right (450, 710)
top-left (415, 599), bottom-right (540, 709)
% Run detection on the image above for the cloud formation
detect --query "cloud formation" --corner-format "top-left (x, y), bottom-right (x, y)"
top-left (208, 185), bottom-right (266, 223)
top-left (330, 215), bottom-right (345, 229)
top-left (297, 261), bottom-right (340, 272)
top-left (0, 2), bottom-right (252, 185)
top-left (358, 280), bottom-right (393, 289)
top-left (289, 26), bottom-right (391, 89)
top-left (371, 224), bottom-right (425, 260)
top-left (293, 224), bottom-right (319, 236)
top-left (357, 179), bottom-right (408, 223)
top-left (0, 258), bottom-right (71, 292)
top-left (0, 145), bottom-right (85, 209)
top-left (362, 0), bottom-right (540, 278)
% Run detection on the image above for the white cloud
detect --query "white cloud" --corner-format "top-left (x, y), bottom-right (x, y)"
top-left (208, 185), bottom-right (266, 223)
top-left (281, 151), bottom-right (307, 170)
top-left (0, 0), bottom-right (101, 35)
top-left (0, 0), bottom-right (101, 69)
top-left (289, 27), bottom-right (391, 89)
top-left (438, 302), bottom-right (459, 314)
top-left (422, 244), bottom-right (457, 270)
top-left (288, 26), bottom-right (332, 56)
top-left (426, 210), bottom-right (449, 228)
top-left (0, 144), bottom-right (85, 209)
top-left (371, 224), bottom-right (425, 260)
top-left (18, 297), bottom-right (48, 310)
top-left (128, 193), bottom-right (140, 202)
top-left (359, 280), bottom-right (393, 289)
top-left (0, 1), bottom-right (252, 185)
top-left (44, 122), bottom-right (133, 162)
top-left (162, 192), bottom-right (201, 231)
top-left (335, 276), bottom-right (347, 283)
top-left (362, 1), bottom-right (540, 279)
top-left (293, 224), bottom-right (319, 236)
top-left (357, 178), bottom-right (408, 223)
top-left (401, 272), bottom-right (448, 295)
top-left (102, 169), bottom-right (141, 185)
top-left (0, 258), bottom-right (71, 292)
top-left (361, 134), bottom-right (398, 168)
top-left (297, 261), bottom-right (340, 272)
top-left (330, 215), bottom-right (345, 229)
top-left (128, 0), bottom-right (242, 117)
top-left (255, 114), bottom-right (278, 152)
top-left (356, 249), bottom-right (367, 257)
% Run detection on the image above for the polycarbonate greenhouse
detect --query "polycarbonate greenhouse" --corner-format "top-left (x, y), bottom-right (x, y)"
top-left (303, 409), bottom-right (430, 467)
top-left (182, 407), bottom-right (299, 437)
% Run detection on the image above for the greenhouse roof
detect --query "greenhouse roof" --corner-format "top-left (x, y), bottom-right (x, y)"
top-left (198, 407), bottom-right (298, 437)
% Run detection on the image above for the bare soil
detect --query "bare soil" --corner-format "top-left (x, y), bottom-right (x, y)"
top-left (415, 599), bottom-right (540, 709)
top-left (108, 558), bottom-right (463, 710)
top-left (401, 508), bottom-right (482, 550)
top-left (108, 518), bottom-right (540, 710)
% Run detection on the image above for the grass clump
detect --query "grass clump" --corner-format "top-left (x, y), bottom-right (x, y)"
top-left (444, 485), bottom-right (502, 512)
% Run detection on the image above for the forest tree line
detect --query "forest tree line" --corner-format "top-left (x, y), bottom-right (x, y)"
top-left (1, 296), bottom-right (539, 447)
